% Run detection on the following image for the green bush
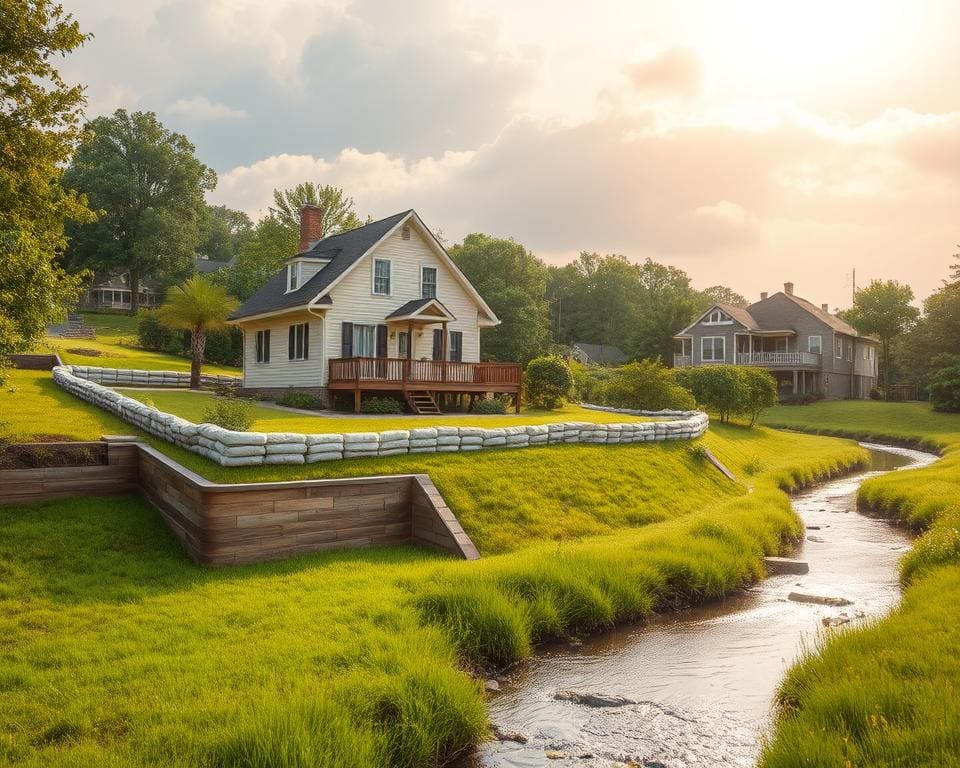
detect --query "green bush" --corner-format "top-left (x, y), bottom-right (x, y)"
top-left (138, 310), bottom-right (241, 366)
top-left (597, 360), bottom-right (695, 411)
top-left (675, 365), bottom-right (776, 425)
top-left (361, 397), bottom-right (403, 414)
top-left (473, 397), bottom-right (507, 415)
top-left (277, 389), bottom-right (321, 410)
top-left (137, 310), bottom-right (178, 352)
top-left (523, 356), bottom-right (573, 410)
top-left (202, 397), bottom-right (255, 431)
top-left (929, 355), bottom-right (960, 412)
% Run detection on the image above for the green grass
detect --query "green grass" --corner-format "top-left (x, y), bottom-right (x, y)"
top-left (35, 311), bottom-right (240, 375)
top-left (0, 387), bottom-right (870, 766)
top-left (115, 389), bottom-right (649, 434)
top-left (758, 400), bottom-right (960, 768)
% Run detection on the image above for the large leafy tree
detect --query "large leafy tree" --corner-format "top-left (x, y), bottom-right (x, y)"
top-left (269, 183), bottom-right (363, 236)
top-left (842, 279), bottom-right (919, 390)
top-left (0, 0), bottom-right (93, 383)
top-left (197, 205), bottom-right (252, 263)
top-left (449, 233), bottom-right (551, 363)
top-left (698, 285), bottom-right (748, 308)
top-left (632, 259), bottom-right (702, 363)
top-left (157, 276), bottom-right (238, 389)
top-left (63, 109), bottom-right (216, 313)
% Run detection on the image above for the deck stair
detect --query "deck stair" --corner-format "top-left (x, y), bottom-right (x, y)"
top-left (405, 390), bottom-right (441, 415)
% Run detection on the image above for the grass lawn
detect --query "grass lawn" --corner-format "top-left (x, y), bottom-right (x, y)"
top-left (116, 389), bottom-right (648, 434)
top-left (0, 419), bottom-right (866, 767)
top-left (758, 400), bottom-right (960, 768)
top-left (36, 311), bottom-right (240, 375)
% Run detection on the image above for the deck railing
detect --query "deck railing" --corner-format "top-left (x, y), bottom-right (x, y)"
top-left (736, 352), bottom-right (821, 367)
top-left (328, 357), bottom-right (522, 387)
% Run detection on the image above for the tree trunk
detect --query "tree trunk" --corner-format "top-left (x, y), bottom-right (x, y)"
top-left (190, 327), bottom-right (206, 389)
top-left (129, 267), bottom-right (140, 315)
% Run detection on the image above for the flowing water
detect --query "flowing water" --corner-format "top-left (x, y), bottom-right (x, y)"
top-left (470, 444), bottom-right (937, 768)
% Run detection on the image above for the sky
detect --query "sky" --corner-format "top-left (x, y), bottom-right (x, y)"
top-left (60, 0), bottom-right (960, 309)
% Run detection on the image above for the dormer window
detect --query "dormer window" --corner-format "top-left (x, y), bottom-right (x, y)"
top-left (287, 262), bottom-right (302, 292)
top-left (704, 308), bottom-right (731, 325)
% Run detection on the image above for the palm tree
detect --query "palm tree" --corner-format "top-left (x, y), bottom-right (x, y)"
top-left (158, 276), bottom-right (239, 389)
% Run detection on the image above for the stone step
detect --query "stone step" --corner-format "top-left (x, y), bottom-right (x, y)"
top-left (764, 556), bottom-right (809, 575)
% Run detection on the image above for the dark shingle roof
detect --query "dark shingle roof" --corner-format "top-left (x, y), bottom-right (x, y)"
top-left (229, 210), bottom-right (411, 320)
top-left (716, 303), bottom-right (760, 330)
top-left (779, 293), bottom-right (861, 336)
top-left (573, 342), bottom-right (629, 365)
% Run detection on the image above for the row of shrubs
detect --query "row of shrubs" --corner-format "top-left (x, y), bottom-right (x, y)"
top-left (523, 355), bottom-right (778, 426)
top-left (138, 311), bottom-right (243, 367)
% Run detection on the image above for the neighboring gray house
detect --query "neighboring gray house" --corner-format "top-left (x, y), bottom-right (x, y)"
top-left (80, 257), bottom-right (231, 311)
top-left (570, 342), bottom-right (629, 366)
top-left (673, 282), bottom-right (879, 399)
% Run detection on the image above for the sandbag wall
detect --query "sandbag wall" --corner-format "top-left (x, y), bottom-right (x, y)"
top-left (67, 365), bottom-right (240, 389)
top-left (54, 365), bottom-right (710, 467)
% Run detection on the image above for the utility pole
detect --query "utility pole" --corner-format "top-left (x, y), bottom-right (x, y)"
top-left (852, 267), bottom-right (856, 302)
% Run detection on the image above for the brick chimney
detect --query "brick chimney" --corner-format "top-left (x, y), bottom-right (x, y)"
top-left (821, 303), bottom-right (829, 312)
top-left (784, 281), bottom-right (794, 296)
top-left (760, 291), bottom-right (768, 300)
top-left (298, 205), bottom-right (324, 253)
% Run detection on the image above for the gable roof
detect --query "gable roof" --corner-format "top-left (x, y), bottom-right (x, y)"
top-left (775, 293), bottom-right (861, 336)
top-left (676, 302), bottom-right (759, 335)
top-left (228, 210), bottom-right (500, 325)
top-left (573, 342), bottom-right (628, 365)
top-left (228, 211), bottom-right (411, 321)
top-left (386, 297), bottom-right (457, 322)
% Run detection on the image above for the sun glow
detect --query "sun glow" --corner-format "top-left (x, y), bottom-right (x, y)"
top-left (695, 0), bottom-right (922, 96)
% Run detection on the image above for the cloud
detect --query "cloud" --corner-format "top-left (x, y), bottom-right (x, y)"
top-left (166, 96), bottom-right (247, 121)
top-left (627, 47), bottom-right (702, 98)
top-left (210, 104), bottom-right (959, 308)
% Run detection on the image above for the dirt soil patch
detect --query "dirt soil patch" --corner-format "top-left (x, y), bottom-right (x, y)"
top-left (0, 441), bottom-right (104, 469)
top-left (66, 348), bottom-right (104, 357)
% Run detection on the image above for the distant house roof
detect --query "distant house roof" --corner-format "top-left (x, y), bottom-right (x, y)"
top-left (195, 257), bottom-right (231, 274)
top-left (228, 211), bottom-right (411, 321)
top-left (87, 273), bottom-right (159, 292)
top-left (674, 291), bottom-right (877, 342)
top-left (572, 342), bottom-right (629, 365)
top-left (776, 293), bottom-right (861, 336)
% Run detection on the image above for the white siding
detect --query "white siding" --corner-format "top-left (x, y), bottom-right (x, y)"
top-left (321, 224), bottom-right (483, 384)
top-left (240, 312), bottom-right (326, 389)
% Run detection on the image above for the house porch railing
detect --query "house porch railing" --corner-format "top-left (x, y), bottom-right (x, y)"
top-left (736, 352), bottom-right (821, 367)
top-left (328, 357), bottom-right (522, 388)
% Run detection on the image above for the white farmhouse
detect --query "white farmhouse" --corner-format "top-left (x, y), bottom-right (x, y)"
top-left (228, 207), bottom-right (522, 412)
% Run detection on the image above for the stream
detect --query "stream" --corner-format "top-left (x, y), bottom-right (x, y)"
top-left (469, 443), bottom-right (938, 768)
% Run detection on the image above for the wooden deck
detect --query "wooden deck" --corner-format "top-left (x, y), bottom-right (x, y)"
top-left (327, 357), bottom-right (523, 413)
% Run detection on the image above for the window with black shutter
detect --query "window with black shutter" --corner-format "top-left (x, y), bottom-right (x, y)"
top-left (376, 324), bottom-right (388, 358)
top-left (432, 328), bottom-right (443, 361)
top-left (341, 322), bottom-right (353, 358)
top-left (449, 331), bottom-right (463, 362)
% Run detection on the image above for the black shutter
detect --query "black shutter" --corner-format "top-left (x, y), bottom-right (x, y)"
top-left (264, 330), bottom-right (270, 362)
top-left (288, 325), bottom-right (295, 360)
top-left (302, 323), bottom-right (309, 360)
top-left (341, 322), bottom-right (353, 358)
top-left (451, 331), bottom-right (463, 362)
top-left (432, 328), bottom-right (443, 361)
top-left (376, 324), bottom-right (388, 358)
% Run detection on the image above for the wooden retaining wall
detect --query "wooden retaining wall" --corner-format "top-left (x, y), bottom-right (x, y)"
top-left (0, 437), bottom-right (478, 564)
top-left (7, 353), bottom-right (64, 370)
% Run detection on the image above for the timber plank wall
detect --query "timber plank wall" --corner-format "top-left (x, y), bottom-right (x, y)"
top-left (0, 437), bottom-right (479, 565)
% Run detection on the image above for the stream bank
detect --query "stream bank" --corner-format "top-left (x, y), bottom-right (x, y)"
top-left (469, 443), bottom-right (937, 768)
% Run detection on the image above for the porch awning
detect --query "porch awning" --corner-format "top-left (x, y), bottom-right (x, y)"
top-left (385, 297), bottom-right (457, 323)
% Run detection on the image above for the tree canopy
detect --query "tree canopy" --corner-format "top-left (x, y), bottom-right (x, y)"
top-left (449, 233), bottom-right (552, 364)
top-left (63, 109), bottom-right (216, 313)
top-left (270, 183), bottom-right (364, 237)
top-left (842, 279), bottom-right (919, 390)
top-left (0, 0), bottom-right (93, 383)
top-left (197, 205), bottom-right (252, 263)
